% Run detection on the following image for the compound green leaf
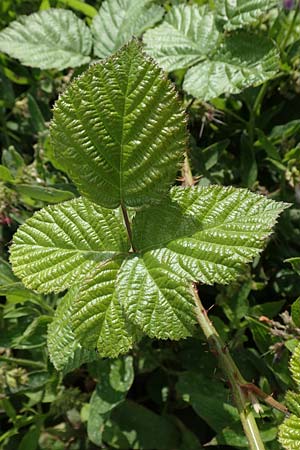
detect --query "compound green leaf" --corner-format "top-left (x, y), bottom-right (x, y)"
top-left (47, 287), bottom-right (97, 372)
top-left (92, 0), bottom-right (163, 58)
top-left (0, 9), bottom-right (92, 70)
top-left (72, 259), bottom-right (134, 357)
top-left (10, 197), bottom-right (128, 293)
top-left (215, 0), bottom-right (278, 31)
top-left (184, 32), bottom-right (279, 101)
top-left (144, 4), bottom-right (219, 71)
top-left (50, 40), bottom-right (187, 208)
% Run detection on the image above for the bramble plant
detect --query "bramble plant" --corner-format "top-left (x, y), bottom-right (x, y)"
top-left (278, 258), bottom-right (300, 450)
top-left (0, 1), bottom-right (281, 100)
top-left (9, 40), bottom-right (289, 450)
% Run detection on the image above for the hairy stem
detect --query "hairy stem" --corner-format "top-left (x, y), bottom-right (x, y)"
top-left (121, 204), bottom-right (136, 252)
top-left (192, 285), bottom-right (266, 450)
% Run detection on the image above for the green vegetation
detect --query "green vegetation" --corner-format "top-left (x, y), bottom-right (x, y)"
top-left (1, 1), bottom-right (300, 449)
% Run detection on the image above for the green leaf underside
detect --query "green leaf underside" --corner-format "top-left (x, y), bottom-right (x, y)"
top-left (143, 4), bottom-right (219, 72)
top-left (92, 0), bottom-right (164, 58)
top-left (215, 0), bottom-right (278, 31)
top-left (183, 32), bottom-right (279, 100)
top-left (72, 259), bottom-right (134, 356)
top-left (0, 9), bottom-right (92, 70)
top-left (51, 41), bottom-right (187, 209)
top-left (47, 287), bottom-right (97, 371)
top-left (10, 197), bottom-right (128, 293)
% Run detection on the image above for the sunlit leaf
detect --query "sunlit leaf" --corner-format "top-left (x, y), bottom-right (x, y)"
top-left (184, 32), bottom-right (279, 100)
top-left (92, 0), bottom-right (163, 58)
top-left (50, 40), bottom-right (187, 208)
top-left (0, 9), bottom-right (92, 69)
top-left (10, 197), bottom-right (128, 293)
top-left (144, 4), bottom-right (219, 71)
top-left (215, 0), bottom-right (278, 31)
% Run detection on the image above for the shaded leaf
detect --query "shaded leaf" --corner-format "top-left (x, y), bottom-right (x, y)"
top-left (14, 184), bottom-right (75, 203)
top-left (208, 424), bottom-right (278, 446)
top-left (92, 0), bottom-right (163, 58)
top-left (88, 357), bottom-right (134, 446)
top-left (18, 426), bottom-right (40, 450)
top-left (0, 9), bottom-right (92, 70)
top-left (176, 371), bottom-right (239, 432)
top-left (0, 165), bottom-right (14, 182)
top-left (287, 257), bottom-right (300, 276)
top-left (292, 297), bottom-right (300, 328)
top-left (27, 94), bottom-right (47, 133)
top-left (2, 146), bottom-right (24, 177)
top-left (105, 400), bottom-right (179, 449)
top-left (240, 132), bottom-right (257, 188)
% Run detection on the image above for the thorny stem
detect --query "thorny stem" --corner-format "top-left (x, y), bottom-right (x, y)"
top-left (121, 203), bottom-right (136, 252)
top-left (192, 285), bottom-right (266, 450)
top-left (240, 383), bottom-right (289, 415)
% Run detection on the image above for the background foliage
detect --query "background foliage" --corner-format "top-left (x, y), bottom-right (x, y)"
top-left (1, 1), bottom-right (300, 449)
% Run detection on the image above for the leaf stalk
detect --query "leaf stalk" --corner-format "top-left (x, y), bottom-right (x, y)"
top-left (0, 355), bottom-right (46, 369)
top-left (121, 204), bottom-right (136, 252)
top-left (192, 284), bottom-right (266, 450)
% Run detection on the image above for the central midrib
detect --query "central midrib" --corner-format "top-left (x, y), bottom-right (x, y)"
top-left (119, 56), bottom-right (133, 205)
